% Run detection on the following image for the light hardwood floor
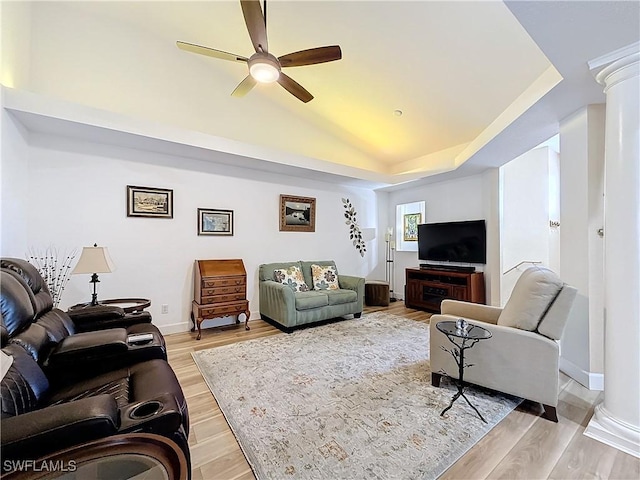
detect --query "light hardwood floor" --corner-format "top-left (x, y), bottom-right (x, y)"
top-left (165, 303), bottom-right (639, 479)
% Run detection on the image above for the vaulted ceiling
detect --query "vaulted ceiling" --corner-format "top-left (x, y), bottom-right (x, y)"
top-left (3, 1), bottom-right (639, 189)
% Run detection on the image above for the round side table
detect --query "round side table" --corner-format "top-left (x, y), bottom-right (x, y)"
top-left (436, 320), bottom-right (492, 423)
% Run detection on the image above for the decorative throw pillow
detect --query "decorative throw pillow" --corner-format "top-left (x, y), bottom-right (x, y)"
top-left (311, 264), bottom-right (339, 291)
top-left (273, 266), bottom-right (309, 292)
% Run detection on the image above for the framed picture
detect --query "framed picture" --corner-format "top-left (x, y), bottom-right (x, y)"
top-left (403, 213), bottom-right (422, 241)
top-left (198, 208), bottom-right (234, 236)
top-left (127, 186), bottom-right (173, 218)
top-left (279, 194), bottom-right (316, 232)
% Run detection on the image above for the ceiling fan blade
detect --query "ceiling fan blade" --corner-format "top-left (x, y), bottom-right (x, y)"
top-left (176, 41), bottom-right (247, 63)
top-left (240, 0), bottom-right (268, 53)
top-left (277, 72), bottom-right (313, 103)
top-left (231, 75), bottom-right (258, 97)
top-left (278, 46), bottom-right (342, 67)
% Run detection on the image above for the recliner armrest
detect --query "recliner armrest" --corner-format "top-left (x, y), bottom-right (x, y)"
top-left (1, 395), bottom-right (119, 468)
top-left (67, 304), bottom-right (125, 322)
top-left (72, 310), bottom-right (153, 332)
top-left (440, 299), bottom-right (503, 324)
top-left (44, 328), bottom-right (128, 370)
top-left (119, 393), bottom-right (183, 436)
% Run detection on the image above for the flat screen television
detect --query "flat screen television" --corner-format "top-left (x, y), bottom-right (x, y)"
top-left (418, 220), bottom-right (487, 264)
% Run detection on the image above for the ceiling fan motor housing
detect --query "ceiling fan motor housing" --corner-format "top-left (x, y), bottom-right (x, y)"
top-left (248, 52), bottom-right (281, 83)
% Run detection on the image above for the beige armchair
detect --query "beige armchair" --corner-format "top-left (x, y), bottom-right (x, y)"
top-left (429, 267), bottom-right (577, 422)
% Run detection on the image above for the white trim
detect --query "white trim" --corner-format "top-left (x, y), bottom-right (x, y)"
top-left (559, 356), bottom-right (604, 391)
top-left (584, 404), bottom-right (640, 458)
top-left (158, 321), bottom-right (191, 336)
top-left (158, 314), bottom-right (259, 336)
top-left (588, 41), bottom-right (640, 71)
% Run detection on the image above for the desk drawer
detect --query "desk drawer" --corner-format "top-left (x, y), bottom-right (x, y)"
top-left (201, 293), bottom-right (246, 304)
top-left (201, 285), bottom-right (246, 297)
top-left (202, 276), bottom-right (245, 289)
top-left (198, 301), bottom-right (248, 318)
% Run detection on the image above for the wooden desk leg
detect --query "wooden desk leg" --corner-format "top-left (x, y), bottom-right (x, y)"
top-left (190, 312), bottom-right (196, 333)
top-left (244, 309), bottom-right (250, 330)
top-left (196, 317), bottom-right (203, 341)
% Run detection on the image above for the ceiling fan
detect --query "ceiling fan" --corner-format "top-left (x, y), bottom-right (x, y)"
top-left (177, 0), bottom-right (342, 103)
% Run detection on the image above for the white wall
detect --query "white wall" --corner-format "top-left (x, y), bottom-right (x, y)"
top-left (559, 105), bottom-right (605, 389)
top-left (386, 174), bottom-right (490, 301)
top-left (8, 131), bottom-right (379, 334)
top-left (500, 146), bottom-right (560, 302)
top-left (0, 105), bottom-right (30, 256)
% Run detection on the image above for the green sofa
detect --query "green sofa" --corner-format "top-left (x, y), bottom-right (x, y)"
top-left (259, 260), bottom-right (365, 332)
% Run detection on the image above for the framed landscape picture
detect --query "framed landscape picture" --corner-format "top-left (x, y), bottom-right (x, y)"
top-left (403, 213), bottom-right (421, 241)
top-left (127, 186), bottom-right (173, 218)
top-left (279, 194), bottom-right (316, 232)
top-left (198, 208), bottom-right (234, 236)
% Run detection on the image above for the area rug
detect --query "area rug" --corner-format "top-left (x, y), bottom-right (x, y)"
top-left (192, 312), bottom-right (520, 479)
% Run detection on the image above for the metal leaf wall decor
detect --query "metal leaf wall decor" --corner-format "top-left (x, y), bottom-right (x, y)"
top-left (342, 198), bottom-right (366, 257)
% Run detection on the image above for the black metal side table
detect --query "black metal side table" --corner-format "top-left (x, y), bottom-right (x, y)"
top-left (436, 320), bottom-right (492, 423)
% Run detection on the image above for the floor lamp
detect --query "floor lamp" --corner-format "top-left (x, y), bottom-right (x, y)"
top-left (385, 228), bottom-right (397, 302)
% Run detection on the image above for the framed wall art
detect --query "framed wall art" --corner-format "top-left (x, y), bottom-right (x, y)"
top-left (279, 194), bottom-right (316, 232)
top-left (198, 208), bottom-right (234, 236)
top-left (403, 213), bottom-right (422, 241)
top-left (127, 185), bottom-right (173, 218)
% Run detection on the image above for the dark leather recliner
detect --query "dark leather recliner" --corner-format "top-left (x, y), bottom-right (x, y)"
top-left (0, 260), bottom-right (191, 476)
top-left (1, 339), bottom-right (190, 474)
top-left (1, 257), bottom-right (161, 334)
top-left (0, 259), bottom-right (167, 380)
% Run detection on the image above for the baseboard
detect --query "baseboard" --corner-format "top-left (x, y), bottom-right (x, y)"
top-left (559, 357), bottom-right (604, 391)
top-left (157, 313), bottom-right (260, 336)
top-left (584, 404), bottom-right (640, 458)
top-left (158, 321), bottom-right (191, 335)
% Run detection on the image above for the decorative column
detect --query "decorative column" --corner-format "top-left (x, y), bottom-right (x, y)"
top-left (584, 44), bottom-right (640, 458)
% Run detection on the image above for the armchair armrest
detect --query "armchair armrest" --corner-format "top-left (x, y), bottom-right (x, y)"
top-left (259, 281), bottom-right (296, 325)
top-left (1, 395), bottom-right (119, 467)
top-left (338, 275), bottom-right (365, 292)
top-left (440, 299), bottom-right (502, 324)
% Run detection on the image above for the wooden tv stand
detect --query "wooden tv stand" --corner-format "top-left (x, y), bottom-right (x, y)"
top-left (405, 267), bottom-right (485, 312)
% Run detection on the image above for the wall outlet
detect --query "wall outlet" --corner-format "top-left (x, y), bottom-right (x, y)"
top-left (161, 304), bottom-right (169, 314)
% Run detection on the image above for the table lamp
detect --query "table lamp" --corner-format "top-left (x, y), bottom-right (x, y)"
top-left (72, 243), bottom-right (116, 306)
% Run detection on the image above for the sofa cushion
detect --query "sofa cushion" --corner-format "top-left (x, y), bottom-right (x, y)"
top-left (273, 266), bottom-right (310, 293)
top-left (498, 267), bottom-right (563, 331)
top-left (300, 261), bottom-right (337, 288)
top-left (259, 262), bottom-right (302, 282)
top-left (326, 289), bottom-right (357, 306)
top-left (311, 264), bottom-right (339, 291)
top-left (294, 291), bottom-right (329, 311)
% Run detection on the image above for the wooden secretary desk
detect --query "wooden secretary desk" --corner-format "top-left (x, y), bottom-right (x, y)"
top-left (191, 259), bottom-right (250, 340)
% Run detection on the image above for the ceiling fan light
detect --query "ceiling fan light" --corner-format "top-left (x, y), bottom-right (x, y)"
top-left (248, 54), bottom-right (280, 83)
top-left (249, 61), bottom-right (279, 83)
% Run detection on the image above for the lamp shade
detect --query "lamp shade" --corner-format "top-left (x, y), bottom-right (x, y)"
top-left (72, 245), bottom-right (116, 274)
